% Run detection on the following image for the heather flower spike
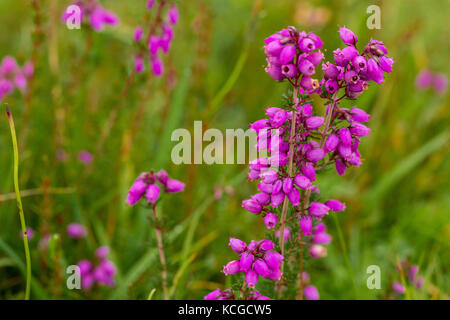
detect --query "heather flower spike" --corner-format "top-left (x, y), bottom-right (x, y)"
top-left (126, 169), bottom-right (185, 206)
top-left (62, 1), bottom-right (119, 32)
top-left (209, 26), bottom-right (392, 300)
top-left (0, 56), bottom-right (33, 101)
top-left (126, 169), bottom-right (184, 300)
top-left (132, 1), bottom-right (179, 76)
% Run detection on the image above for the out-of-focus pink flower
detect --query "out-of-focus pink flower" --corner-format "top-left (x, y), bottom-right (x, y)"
top-left (78, 151), bottom-right (93, 164)
top-left (20, 227), bottom-right (35, 240)
top-left (67, 223), bottom-right (87, 238)
top-left (304, 285), bottom-right (320, 300)
top-left (392, 281), bottom-right (405, 294)
top-left (433, 73), bottom-right (447, 93)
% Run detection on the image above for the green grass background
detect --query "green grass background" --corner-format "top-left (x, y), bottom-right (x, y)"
top-left (0, 0), bottom-right (448, 299)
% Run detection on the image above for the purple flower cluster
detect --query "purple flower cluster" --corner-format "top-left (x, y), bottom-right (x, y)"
top-left (62, 1), bottom-right (119, 31)
top-left (237, 26), bottom-right (393, 299)
top-left (223, 238), bottom-right (284, 287)
top-left (264, 27), bottom-right (324, 94)
top-left (134, 2), bottom-right (178, 76)
top-left (126, 169), bottom-right (185, 206)
top-left (78, 246), bottom-right (117, 290)
top-left (416, 69), bottom-right (447, 93)
top-left (324, 107), bottom-right (371, 175)
top-left (243, 104), bottom-right (349, 218)
top-left (392, 261), bottom-right (424, 295)
top-left (0, 56), bottom-right (33, 101)
top-left (322, 26), bottom-right (394, 99)
top-left (210, 26), bottom-right (392, 300)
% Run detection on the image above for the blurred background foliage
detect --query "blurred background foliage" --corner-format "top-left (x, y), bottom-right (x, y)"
top-left (0, 0), bottom-right (448, 299)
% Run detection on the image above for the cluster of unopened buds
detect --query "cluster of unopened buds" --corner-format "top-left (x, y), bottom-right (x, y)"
top-left (78, 246), bottom-right (117, 290)
top-left (207, 25), bottom-right (393, 300)
top-left (62, 0), bottom-right (119, 31)
top-left (133, 1), bottom-right (179, 76)
top-left (0, 56), bottom-right (33, 101)
top-left (126, 169), bottom-right (185, 206)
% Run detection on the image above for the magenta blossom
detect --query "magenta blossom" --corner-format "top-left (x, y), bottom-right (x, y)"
top-left (126, 169), bottom-right (184, 206)
top-left (223, 238), bottom-right (284, 287)
top-left (78, 246), bottom-right (116, 290)
top-left (0, 56), bottom-right (33, 100)
top-left (67, 223), bottom-right (87, 238)
top-left (78, 151), bottom-right (93, 164)
top-left (62, 1), bottom-right (118, 32)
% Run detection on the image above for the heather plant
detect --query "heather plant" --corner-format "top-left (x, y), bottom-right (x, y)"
top-left (0, 0), bottom-right (448, 302)
top-left (389, 259), bottom-right (424, 299)
top-left (0, 57), bottom-right (33, 101)
top-left (126, 169), bottom-right (185, 300)
top-left (134, 1), bottom-right (178, 76)
top-left (206, 26), bottom-right (394, 300)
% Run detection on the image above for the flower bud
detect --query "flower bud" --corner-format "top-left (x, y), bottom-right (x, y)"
top-left (259, 240), bottom-right (275, 251)
top-left (294, 174), bottom-right (312, 190)
top-left (282, 177), bottom-right (293, 194)
top-left (265, 65), bottom-right (284, 81)
top-left (301, 162), bottom-right (316, 181)
top-left (335, 158), bottom-right (346, 176)
top-left (229, 238), bottom-right (246, 253)
top-left (260, 169), bottom-right (278, 184)
top-left (254, 259), bottom-right (270, 277)
top-left (324, 134), bottom-right (339, 153)
top-left (271, 192), bottom-right (285, 208)
top-left (322, 62), bottom-right (339, 79)
top-left (306, 51), bottom-right (324, 67)
top-left (307, 148), bottom-right (325, 162)
top-left (350, 122), bottom-right (370, 137)
top-left (264, 212), bottom-right (277, 229)
top-left (298, 59), bottom-right (315, 76)
top-left (350, 107), bottom-right (370, 122)
top-left (339, 127), bottom-right (352, 145)
top-left (306, 116), bottom-right (324, 130)
top-left (165, 179), bottom-right (185, 193)
top-left (287, 188), bottom-right (300, 206)
top-left (223, 260), bottom-right (240, 275)
top-left (240, 253), bottom-right (254, 272)
top-left (279, 45), bottom-right (296, 64)
top-left (264, 251), bottom-right (283, 269)
top-left (298, 37), bottom-right (315, 52)
top-left (325, 199), bottom-right (346, 212)
top-left (309, 202), bottom-right (330, 219)
top-left (300, 215), bottom-right (312, 235)
top-left (339, 26), bottom-right (357, 45)
top-left (245, 269), bottom-right (259, 287)
top-left (252, 192), bottom-right (270, 206)
top-left (367, 58), bottom-right (383, 84)
top-left (242, 199), bottom-right (262, 214)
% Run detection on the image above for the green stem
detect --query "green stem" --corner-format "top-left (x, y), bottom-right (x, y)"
top-left (6, 105), bottom-right (31, 300)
